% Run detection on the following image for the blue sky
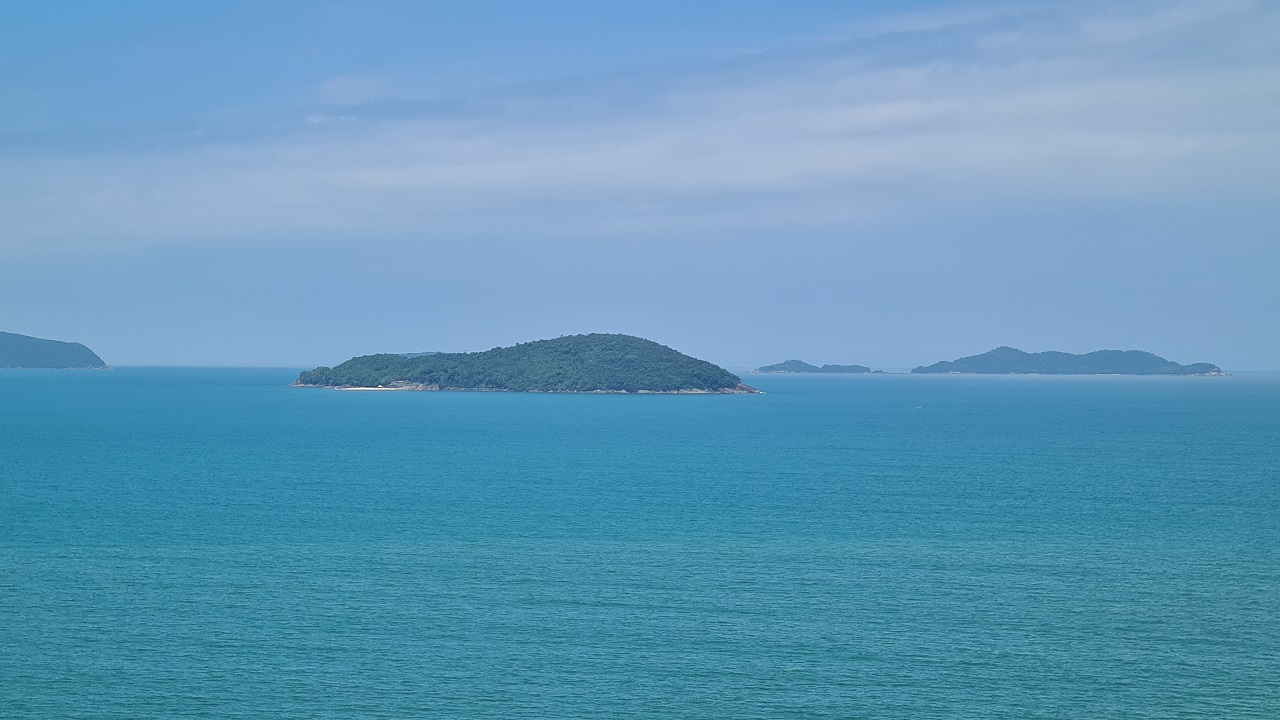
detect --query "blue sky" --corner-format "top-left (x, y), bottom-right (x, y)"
top-left (2, 0), bottom-right (1277, 369)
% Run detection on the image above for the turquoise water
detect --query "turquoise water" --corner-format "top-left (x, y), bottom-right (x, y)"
top-left (2, 368), bottom-right (1277, 718)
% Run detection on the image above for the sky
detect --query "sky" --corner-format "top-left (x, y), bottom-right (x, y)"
top-left (1, 0), bottom-right (1277, 370)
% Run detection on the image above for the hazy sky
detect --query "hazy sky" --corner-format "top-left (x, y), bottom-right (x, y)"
top-left (2, 0), bottom-right (1277, 369)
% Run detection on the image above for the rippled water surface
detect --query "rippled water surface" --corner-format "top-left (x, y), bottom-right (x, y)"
top-left (2, 368), bottom-right (1277, 718)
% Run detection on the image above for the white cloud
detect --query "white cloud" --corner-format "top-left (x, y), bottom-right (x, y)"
top-left (316, 73), bottom-right (400, 106)
top-left (1, 0), bottom-right (1277, 256)
top-left (1075, 0), bottom-right (1249, 45)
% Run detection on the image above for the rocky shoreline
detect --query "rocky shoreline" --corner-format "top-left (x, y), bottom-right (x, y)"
top-left (291, 382), bottom-right (761, 394)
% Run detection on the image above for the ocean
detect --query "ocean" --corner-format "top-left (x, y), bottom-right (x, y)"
top-left (2, 368), bottom-right (1277, 718)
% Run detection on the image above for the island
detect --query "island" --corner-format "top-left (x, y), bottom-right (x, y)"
top-left (0, 331), bottom-right (106, 369)
top-left (754, 360), bottom-right (871, 374)
top-left (296, 333), bottom-right (760, 393)
top-left (911, 347), bottom-right (1222, 375)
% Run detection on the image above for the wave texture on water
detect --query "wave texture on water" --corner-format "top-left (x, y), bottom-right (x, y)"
top-left (2, 369), bottom-right (1278, 718)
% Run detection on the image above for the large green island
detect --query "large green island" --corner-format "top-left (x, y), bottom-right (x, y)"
top-left (0, 331), bottom-right (106, 369)
top-left (912, 347), bottom-right (1222, 375)
top-left (297, 334), bottom-right (759, 393)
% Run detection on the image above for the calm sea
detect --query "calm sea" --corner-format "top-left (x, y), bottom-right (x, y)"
top-left (2, 368), bottom-right (1277, 718)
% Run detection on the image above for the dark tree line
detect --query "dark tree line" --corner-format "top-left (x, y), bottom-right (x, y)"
top-left (298, 334), bottom-right (744, 392)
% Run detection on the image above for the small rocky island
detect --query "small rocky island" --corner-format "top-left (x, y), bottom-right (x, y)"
top-left (0, 331), bottom-right (106, 369)
top-left (297, 333), bottom-right (759, 393)
top-left (754, 360), bottom-right (871, 374)
top-left (912, 347), bottom-right (1222, 375)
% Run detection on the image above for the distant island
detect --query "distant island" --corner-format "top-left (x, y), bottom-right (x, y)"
top-left (912, 347), bottom-right (1222, 375)
top-left (754, 359), bottom-right (872, 374)
top-left (297, 334), bottom-right (760, 393)
top-left (0, 331), bottom-right (106, 369)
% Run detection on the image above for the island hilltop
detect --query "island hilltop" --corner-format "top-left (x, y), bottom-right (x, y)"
top-left (296, 334), bottom-right (760, 393)
top-left (912, 347), bottom-right (1222, 375)
top-left (0, 331), bottom-right (106, 369)
top-left (754, 360), bottom-right (871, 374)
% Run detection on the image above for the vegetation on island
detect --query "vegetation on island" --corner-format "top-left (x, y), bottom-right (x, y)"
top-left (297, 333), bottom-right (757, 393)
top-left (0, 331), bottom-right (106, 369)
top-left (912, 347), bottom-right (1222, 375)
top-left (755, 359), bottom-right (871, 374)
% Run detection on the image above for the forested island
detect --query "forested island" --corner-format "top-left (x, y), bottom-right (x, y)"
top-left (912, 347), bottom-right (1222, 375)
top-left (754, 360), bottom-right (871, 374)
top-left (297, 334), bottom-right (759, 393)
top-left (0, 331), bottom-right (106, 369)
